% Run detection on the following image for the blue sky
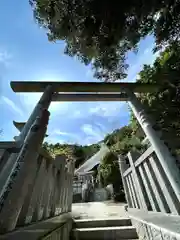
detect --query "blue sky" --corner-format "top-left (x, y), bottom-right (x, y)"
top-left (0, 1), bottom-right (159, 145)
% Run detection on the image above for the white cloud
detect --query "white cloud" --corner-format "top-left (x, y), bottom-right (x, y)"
top-left (72, 110), bottom-right (83, 118)
top-left (89, 102), bottom-right (127, 117)
top-left (82, 124), bottom-right (96, 136)
top-left (0, 49), bottom-right (11, 66)
top-left (81, 124), bottom-right (106, 145)
top-left (95, 122), bottom-right (108, 134)
top-left (1, 96), bottom-right (24, 117)
top-left (49, 102), bottom-right (70, 115)
top-left (18, 92), bottom-right (70, 116)
top-left (51, 129), bottom-right (81, 143)
top-left (17, 78), bottom-right (71, 115)
top-left (144, 43), bottom-right (154, 55)
top-left (66, 102), bottom-right (123, 120)
top-left (81, 124), bottom-right (105, 142)
top-left (82, 136), bottom-right (100, 145)
top-left (52, 130), bottom-right (70, 136)
top-left (86, 68), bottom-right (93, 79)
top-left (19, 92), bottom-right (42, 110)
top-left (45, 137), bottom-right (67, 145)
top-left (126, 42), bottom-right (158, 82)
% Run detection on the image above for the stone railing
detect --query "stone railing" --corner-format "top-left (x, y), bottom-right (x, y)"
top-left (42, 215), bottom-right (72, 240)
top-left (129, 208), bottom-right (180, 240)
top-left (0, 109), bottom-right (74, 238)
top-left (119, 145), bottom-right (180, 240)
top-left (119, 146), bottom-right (180, 214)
top-left (0, 213), bottom-right (72, 240)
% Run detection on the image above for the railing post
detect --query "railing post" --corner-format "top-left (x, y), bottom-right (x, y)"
top-left (49, 169), bottom-right (58, 217)
top-left (65, 174), bottom-right (70, 212)
top-left (0, 109), bottom-right (50, 233)
top-left (25, 158), bottom-right (47, 224)
top-left (48, 167), bottom-right (58, 217)
top-left (127, 89), bottom-right (180, 203)
top-left (62, 168), bottom-right (68, 213)
top-left (42, 164), bottom-right (54, 219)
top-left (16, 155), bottom-right (43, 226)
top-left (126, 175), bottom-right (138, 208)
top-left (138, 164), bottom-right (160, 211)
top-left (32, 160), bottom-right (50, 221)
top-left (68, 160), bottom-right (75, 211)
top-left (129, 174), bottom-right (140, 208)
top-left (118, 155), bottom-right (133, 208)
top-left (148, 155), bottom-right (180, 214)
top-left (65, 161), bottom-right (71, 212)
top-left (59, 168), bottom-right (66, 214)
top-left (127, 151), bottom-right (148, 210)
top-left (54, 155), bottom-right (66, 215)
top-left (143, 160), bottom-right (169, 213)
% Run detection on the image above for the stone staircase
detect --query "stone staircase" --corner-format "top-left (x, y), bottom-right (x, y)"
top-left (71, 218), bottom-right (138, 240)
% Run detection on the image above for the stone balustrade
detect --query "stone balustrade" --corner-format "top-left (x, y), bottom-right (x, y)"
top-left (119, 146), bottom-right (180, 214)
top-left (0, 109), bottom-right (74, 238)
top-left (0, 150), bottom-right (74, 238)
top-left (119, 144), bottom-right (180, 240)
top-left (129, 208), bottom-right (180, 240)
top-left (0, 213), bottom-right (72, 240)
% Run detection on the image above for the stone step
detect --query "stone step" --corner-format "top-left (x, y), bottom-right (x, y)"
top-left (74, 218), bottom-right (132, 228)
top-left (72, 226), bottom-right (138, 240)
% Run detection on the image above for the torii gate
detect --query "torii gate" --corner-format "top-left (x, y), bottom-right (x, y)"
top-left (0, 81), bottom-right (180, 237)
top-left (10, 80), bottom-right (180, 195)
top-left (10, 80), bottom-right (180, 194)
top-left (11, 81), bottom-right (155, 144)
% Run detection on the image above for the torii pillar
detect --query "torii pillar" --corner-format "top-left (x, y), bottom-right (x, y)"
top-left (126, 88), bottom-right (180, 203)
top-left (16, 85), bottom-right (54, 144)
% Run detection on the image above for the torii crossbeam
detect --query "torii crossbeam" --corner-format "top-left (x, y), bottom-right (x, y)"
top-left (11, 81), bottom-right (158, 101)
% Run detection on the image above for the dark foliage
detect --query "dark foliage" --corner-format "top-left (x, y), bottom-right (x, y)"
top-left (30, 0), bottom-right (180, 81)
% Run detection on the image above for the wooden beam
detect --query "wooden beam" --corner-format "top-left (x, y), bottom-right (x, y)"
top-left (10, 81), bottom-right (158, 93)
top-left (52, 93), bottom-right (128, 101)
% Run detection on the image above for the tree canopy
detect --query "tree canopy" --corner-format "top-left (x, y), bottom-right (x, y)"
top-left (31, 0), bottom-right (180, 81)
top-left (43, 142), bottom-right (74, 159)
top-left (133, 42), bottom-right (180, 153)
top-left (104, 125), bottom-right (145, 156)
top-left (98, 152), bottom-right (121, 186)
top-left (98, 151), bottom-right (125, 201)
top-left (43, 141), bottom-right (100, 168)
top-left (104, 42), bottom-right (180, 156)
